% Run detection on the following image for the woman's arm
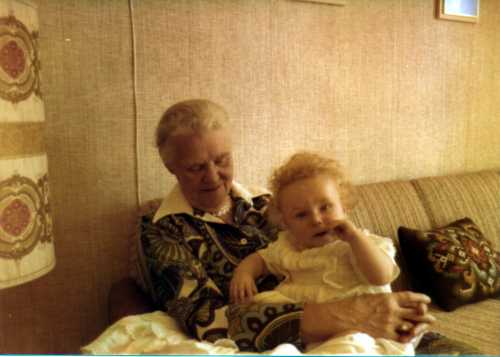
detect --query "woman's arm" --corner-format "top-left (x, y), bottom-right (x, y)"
top-left (301, 292), bottom-right (435, 344)
top-left (228, 291), bottom-right (435, 351)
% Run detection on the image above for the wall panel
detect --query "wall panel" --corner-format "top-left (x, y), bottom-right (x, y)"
top-left (133, 0), bottom-right (500, 204)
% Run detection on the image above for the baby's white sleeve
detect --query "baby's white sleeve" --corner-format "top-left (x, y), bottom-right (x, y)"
top-left (362, 229), bottom-right (400, 280)
top-left (257, 238), bottom-right (287, 277)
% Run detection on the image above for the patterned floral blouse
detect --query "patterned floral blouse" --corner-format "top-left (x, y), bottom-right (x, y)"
top-left (140, 182), bottom-right (305, 352)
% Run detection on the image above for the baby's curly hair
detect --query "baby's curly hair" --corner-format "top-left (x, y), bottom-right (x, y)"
top-left (269, 151), bottom-right (357, 215)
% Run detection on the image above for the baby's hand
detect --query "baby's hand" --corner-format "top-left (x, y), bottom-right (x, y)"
top-left (331, 219), bottom-right (361, 242)
top-left (230, 270), bottom-right (258, 304)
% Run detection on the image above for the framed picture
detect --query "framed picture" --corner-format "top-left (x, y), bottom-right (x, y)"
top-left (291, 0), bottom-right (346, 6)
top-left (437, 0), bottom-right (479, 23)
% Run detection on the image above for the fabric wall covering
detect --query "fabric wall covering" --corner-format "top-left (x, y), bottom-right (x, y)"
top-left (132, 0), bottom-right (500, 205)
top-left (0, 0), bottom-right (55, 288)
top-left (0, 0), bottom-right (499, 354)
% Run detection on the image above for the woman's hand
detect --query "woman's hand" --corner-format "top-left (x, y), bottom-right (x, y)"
top-left (230, 270), bottom-right (258, 304)
top-left (301, 291), bottom-right (436, 344)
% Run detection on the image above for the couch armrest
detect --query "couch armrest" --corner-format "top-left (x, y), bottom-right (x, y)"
top-left (108, 277), bottom-right (156, 324)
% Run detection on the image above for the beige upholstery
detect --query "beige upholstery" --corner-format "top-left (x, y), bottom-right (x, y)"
top-left (349, 170), bottom-right (500, 355)
top-left (431, 299), bottom-right (500, 355)
top-left (411, 171), bottom-right (500, 248)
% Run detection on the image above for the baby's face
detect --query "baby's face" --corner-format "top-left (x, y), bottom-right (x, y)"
top-left (279, 174), bottom-right (346, 251)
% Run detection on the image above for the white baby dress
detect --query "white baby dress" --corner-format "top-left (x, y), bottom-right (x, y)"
top-left (255, 229), bottom-right (415, 355)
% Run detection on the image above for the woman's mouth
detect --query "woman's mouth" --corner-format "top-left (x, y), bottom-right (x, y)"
top-left (201, 185), bottom-right (220, 191)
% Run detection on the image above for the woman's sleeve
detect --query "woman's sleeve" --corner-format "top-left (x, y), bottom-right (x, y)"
top-left (227, 301), bottom-right (305, 352)
top-left (140, 213), bottom-right (305, 352)
top-left (140, 214), bottom-right (228, 342)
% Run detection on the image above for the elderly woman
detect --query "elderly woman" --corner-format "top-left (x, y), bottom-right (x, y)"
top-left (140, 99), bottom-right (434, 352)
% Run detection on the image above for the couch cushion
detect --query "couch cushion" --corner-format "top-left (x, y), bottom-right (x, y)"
top-left (349, 180), bottom-right (432, 291)
top-left (398, 217), bottom-right (500, 311)
top-left (410, 171), bottom-right (500, 249)
top-left (430, 298), bottom-right (500, 355)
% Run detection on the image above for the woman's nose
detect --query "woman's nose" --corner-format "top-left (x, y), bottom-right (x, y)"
top-left (204, 162), bottom-right (220, 183)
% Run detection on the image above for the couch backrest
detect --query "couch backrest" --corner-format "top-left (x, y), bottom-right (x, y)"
top-left (131, 170), bottom-right (500, 293)
top-left (350, 170), bottom-right (500, 291)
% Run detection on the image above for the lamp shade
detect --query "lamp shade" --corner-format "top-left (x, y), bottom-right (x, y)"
top-left (0, 0), bottom-right (55, 289)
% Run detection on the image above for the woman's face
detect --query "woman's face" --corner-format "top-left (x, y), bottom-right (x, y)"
top-left (165, 128), bottom-right (234, 212)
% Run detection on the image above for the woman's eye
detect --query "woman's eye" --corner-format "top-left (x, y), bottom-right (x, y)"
top-left (215, 155), bottom-right (230, 167)
top-left (295, 212), bottom-right (307, 219)
top-left (188, 164), bottom-right (204, 172)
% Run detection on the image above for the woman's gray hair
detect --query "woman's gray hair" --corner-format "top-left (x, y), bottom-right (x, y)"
top-left (156, 99), bottom-right (230, 164)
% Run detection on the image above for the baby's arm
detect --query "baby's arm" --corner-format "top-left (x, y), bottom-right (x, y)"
top-left (333, 220), bottom-right (395, 285)
top-left (230, 252), bottom-right (269, 304)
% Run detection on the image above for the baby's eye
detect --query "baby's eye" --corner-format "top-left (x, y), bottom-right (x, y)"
top-left (320, 203), bottom-right (333, 211)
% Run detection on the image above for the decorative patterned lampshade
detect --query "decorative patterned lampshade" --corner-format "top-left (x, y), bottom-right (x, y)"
top-left (0, 0), bottom-right (55, 289)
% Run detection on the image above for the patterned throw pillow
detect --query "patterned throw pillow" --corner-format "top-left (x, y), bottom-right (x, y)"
top-left (398, 217), bottom-right (500, 311)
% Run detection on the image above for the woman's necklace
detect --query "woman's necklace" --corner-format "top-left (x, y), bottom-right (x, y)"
top-left (209, 199), bottom-right (232, 217)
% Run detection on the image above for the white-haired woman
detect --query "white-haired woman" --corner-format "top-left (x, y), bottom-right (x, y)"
top-left (140, 99), bottom-right (434, 352)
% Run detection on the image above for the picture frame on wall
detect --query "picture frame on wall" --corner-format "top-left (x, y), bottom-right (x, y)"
top-left (437, 0), bottom-right (479, 23)
top-left (290, 0), bottom-right (346, 6)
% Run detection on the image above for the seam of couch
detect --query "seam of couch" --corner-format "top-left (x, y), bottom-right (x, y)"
top-left (409, 179), bottom-right (437, 229)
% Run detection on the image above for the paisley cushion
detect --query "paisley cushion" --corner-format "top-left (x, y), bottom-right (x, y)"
top-left (398, 217), bottom-right (500, 311)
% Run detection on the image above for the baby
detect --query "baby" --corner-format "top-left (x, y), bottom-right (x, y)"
top-left (230, 152), bottom-right (416, 355)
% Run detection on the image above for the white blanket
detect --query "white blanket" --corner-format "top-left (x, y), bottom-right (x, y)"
top-left (82, 311), bottom-right (413, 355)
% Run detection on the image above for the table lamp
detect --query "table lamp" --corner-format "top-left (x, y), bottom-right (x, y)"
top-left (0, 0), bottom-right (55, 289)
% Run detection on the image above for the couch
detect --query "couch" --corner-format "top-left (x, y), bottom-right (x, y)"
top-left (107, 169), bottom-right (500, 355)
